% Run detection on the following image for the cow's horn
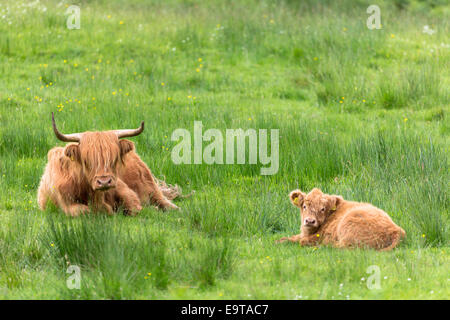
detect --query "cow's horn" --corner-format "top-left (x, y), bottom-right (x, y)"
top-left (51, 112), bottom-right (81, 142)
top-left (115, 121), bottom-right (145, 138)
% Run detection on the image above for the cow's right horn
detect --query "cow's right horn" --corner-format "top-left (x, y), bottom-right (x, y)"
top-left (51, 112), bottom-right (81, 142)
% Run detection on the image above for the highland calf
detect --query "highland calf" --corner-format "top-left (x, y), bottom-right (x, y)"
top-left (37, 113), bottom-right (181, 216)
top-left (278, 188), bottom-right (405, 251)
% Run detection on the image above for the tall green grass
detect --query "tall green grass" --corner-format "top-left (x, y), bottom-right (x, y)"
top-left (0, 0), bottom-right (448, 299)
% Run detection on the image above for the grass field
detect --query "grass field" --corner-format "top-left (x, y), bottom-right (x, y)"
top-left (0, 0), bottom-right (449, 299)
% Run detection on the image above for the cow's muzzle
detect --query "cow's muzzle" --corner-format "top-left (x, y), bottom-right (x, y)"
top-left (94, 176), bottom-right (115, 190)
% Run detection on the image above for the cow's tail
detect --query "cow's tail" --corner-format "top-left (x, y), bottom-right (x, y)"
top-left (380, 227), bottom-right (406, 251)
top-left (154, 175), bottom-right (195, 200)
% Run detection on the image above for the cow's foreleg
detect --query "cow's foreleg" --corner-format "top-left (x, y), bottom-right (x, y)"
top-left (116, 179), bottom-right (142, 216)
top-left (63, 203), bottom-right (90, 217)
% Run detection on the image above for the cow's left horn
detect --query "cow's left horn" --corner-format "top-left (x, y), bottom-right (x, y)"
top-left (51, 112), bottom-right (81, 142)
top-left (115, 121), bottom-right (145, 138)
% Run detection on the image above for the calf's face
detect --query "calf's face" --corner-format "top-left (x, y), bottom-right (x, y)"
top-left (289, 188), bottom-right (342, 231)
top-left (64, 132), bottom-right (134, 191)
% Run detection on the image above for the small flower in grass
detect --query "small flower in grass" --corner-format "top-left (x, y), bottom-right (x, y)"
top-left (313, 57), bottom-right (318, 61)
top-left (407, 278), bottom-right (411, 281)
top-left (64, 60), bottom-right (67, 63)
top-left (167, 97), bottom-right (172, 101)
top-left (187, 95), bottom-right (192, 99)
top-left (404, 118), bottom-right (408, 122)
top-left (269, 19), bottom-right (275, 24)
top-left (384, 276), bottom-right (388, 279)
top-left (361, 277), bottom-right (365, 281)
top-left (343, 27), bottom-right (347, 32)
top-left (85, 68), bottom-right (89, 72)
top-left (107, 15), bottom-right (111, 19)
top-left (390, 34), bottom-right (395, 38)
top-left (119, 21), bottom-right (124, 25)
top-left (112, 91), bottom-right (116, 95)
top-left (198, 58), bottom-right (202, 62)
top-left (339, 100), bottom-right (343, 104)
top-left (218, 292), bottom-right (223, 297)
top-left (161, 82), bottom-right (165, 86)
top-left (362, 99), bottom-right (366, 103)
top-left (147, 272), bottom-right (152, 276)
top-left (196, 68), bottom-right (200, 72)
top-left (50, 243), bottom-right (54, 247)
top-left (422, 234), bottom-right (426, 238)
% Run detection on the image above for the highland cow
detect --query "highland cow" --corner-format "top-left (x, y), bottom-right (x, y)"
top-left (37, 113), bottom-right (181, 216)
top-left (277, 188), bottom-right (405, 251)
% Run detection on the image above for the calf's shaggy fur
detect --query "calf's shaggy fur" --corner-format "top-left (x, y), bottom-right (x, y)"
top-left (278, 188), bottom-right (405, 251)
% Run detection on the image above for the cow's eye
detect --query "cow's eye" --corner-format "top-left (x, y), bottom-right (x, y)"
top-left (303, 205), bottom-right (306, 209)
top-left (321, 208), bottom-right (325, 212)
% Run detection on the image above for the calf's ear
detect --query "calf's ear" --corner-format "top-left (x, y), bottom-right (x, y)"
top-left (289, 189), bottom-right (306, 208)
top-left (119, 139), bottom-right (135, 157)
top-left (64, 144), bottom-right (80, 162)
top-left (327, 195), bottom-right (343, 211)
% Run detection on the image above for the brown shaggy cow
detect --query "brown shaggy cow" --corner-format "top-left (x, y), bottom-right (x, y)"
top-left (37, 113), bottom-right (181, 216)
top-left (277, 188), bottom-right (406, 251)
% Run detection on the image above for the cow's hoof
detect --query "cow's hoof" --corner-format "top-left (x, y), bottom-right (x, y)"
top-left (161, 202), bottom-right (179, 211)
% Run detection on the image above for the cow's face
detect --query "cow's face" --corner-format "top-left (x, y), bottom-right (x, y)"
top-left (51, 113), bottom-right (144, 192)
top-left (289, 188), bottom-right (342, 231)
top-left (64, 132), bottom-right (134, 191)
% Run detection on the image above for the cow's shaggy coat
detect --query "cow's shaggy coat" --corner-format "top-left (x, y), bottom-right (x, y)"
top-left (278, 188), bottom-right (406, 251)
top-left (38, 115), bottom-right (181, 216)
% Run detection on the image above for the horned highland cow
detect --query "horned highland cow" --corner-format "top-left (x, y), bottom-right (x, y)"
top-left (37, 113), bottom-right (181, 216)
top-left (278, 188), bottom-right (406, 251)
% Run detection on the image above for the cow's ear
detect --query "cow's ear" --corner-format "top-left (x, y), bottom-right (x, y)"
top-left (327, 194), bottom-right (343, 212)
top-left (64, 144), bottom-right (80, 162)
top-left (119, 139), bottom-right (135, 156)
top-left (289, 189), bottom-right (305, 208)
